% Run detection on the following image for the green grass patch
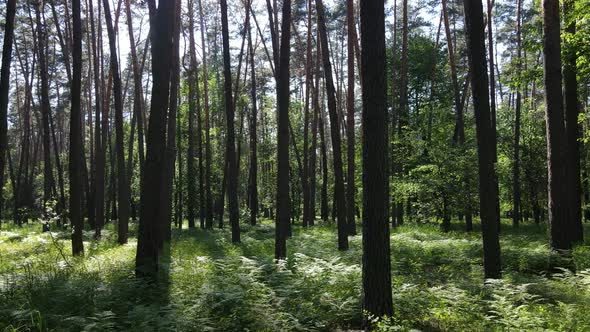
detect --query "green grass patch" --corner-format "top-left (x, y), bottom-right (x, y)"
top-left (0, 220), bottom-right (589, 331)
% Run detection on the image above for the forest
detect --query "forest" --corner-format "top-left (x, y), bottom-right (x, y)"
top-left (0, 0), bottom-right (590, 330)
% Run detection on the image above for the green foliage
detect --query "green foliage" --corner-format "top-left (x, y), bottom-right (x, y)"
top-left (1, 221), bottom-right (590, 331)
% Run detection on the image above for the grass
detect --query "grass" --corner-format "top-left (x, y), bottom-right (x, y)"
top-left (0, 218), bottom-right (590, 331)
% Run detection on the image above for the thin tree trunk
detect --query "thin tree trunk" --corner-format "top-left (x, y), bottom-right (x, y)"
top-left (302, 0), bottom-right (313, 228)
top-left (70, 0), bottom-right (84, 256)
top-left (346, 0), bottom-right (357, 235)
top-left (274, 0), bottom-right (293, 258)
top-left (196, 51), bottom-right (205, 229)
top-left (161, 0), bottom-right (181, 244)
top-left (187, 0), bottom-right (198, 229)
top-left (319, 80), bottom-right (329, 223)
top-left (316, 0), bottom-right (348, 250)
top-left (442, 0), bottom-right (464, 144)
top-left (34, 1), bottom-right (55, 214)
top-left (486, 0), bottom-right (501, 232)
top-left (310, 31), bottom-right (321, 227)
top-left (198, 0), bottom-right (214, 229)
top-left (512, 0), bottom-right (523, 228)
top-left (89, 0), bottom-right (105, 237)
top-left (125, 0), bottom-right (146, 180)
top-left (49, 0), bottom-right (72, 85)
top-left (49, 107), bottom-right (66, 219)
top-left (247, 0), bottom-right (259, 226)
top-left (0, 0), bottom-right (16, 226)
top-left (563, 0), bottom-right (583, 244)
top-left (220, 0), bottom-right (240, 243)
top-left (395, 0), bottom-right (409, 227)
top-left (103, 0), bottom-right (130, 244)
top-left (463, 0), bottom-right (502, 278)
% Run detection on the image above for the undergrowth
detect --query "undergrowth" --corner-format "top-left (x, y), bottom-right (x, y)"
top-left (0, 220), bottom-right (589, 331)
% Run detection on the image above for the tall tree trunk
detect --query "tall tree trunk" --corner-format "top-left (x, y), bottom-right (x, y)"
top-left (49, 108), bottom-right (66, 219)
top-left (512, 0), bottom-right (523, 228)
top-left (266, 0), bottom-right (280, 76)
top-left (247, 0), bottom-right (259, 227)
top-left (274, 0), bottom-right (293, 259)
top-left (103, 0), bottom-right (130, 244)
top-left (360, 0), bottom-right (393, 320)
top-left (0, 0), bottom-right (16, 226)
top-left (487, 0), bottom-right (497, 161)
top-left (390, 0), bottom-right (398, 227)
top-left (49, 0), bottom-right (72, 85)
top-left (442, 0), bottom-right (464, 144)
top-left (563, 0), bottom-right (583, 244)
top-left (301, 0), bottom-right (313, 228)
top-left (543, 0), bottom-right (570, 251)
top-left (89, 0), bottom-right (105, 237)
top-left (176, 107), bottom-right (183, 228)
top-left (187, 0), bottom-right (198, 229)
top-left (426, 11), bottom-right (443, 150)
top-left (316, 0), bottom-right (348, 250)
top-left (319, 82), bottom-right (329, 223)
top-left (162, 0), bottom-right (181, 244)
top-left (136, 0), bottom-right (175, 276)
top-left (34, 1), bottom-right (55, 214)
top-left (346, 0), bottom-right (356, 236)
top-left (14, 41), bottom-right (33, 225)
top-left (196, 51), bottom-right (205, 229)
top-left (220, 0), bottom-right (240, 243)
top-left (463, 0), bottom-right (502, 278)
top-left (310, 31), bottom-right (321, 226)
top-left (70, 0), bottom-right (84, 256)
top-left (198, 0), bottom-right (214, 229)
top-left (395, 0), bottom-right (409, 226)
top-left (125, 0), bottom-right (146, 179)
top-left (486, 0), bottom-right (501, 232)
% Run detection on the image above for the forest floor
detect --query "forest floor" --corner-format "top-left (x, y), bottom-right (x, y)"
top-left (1, 218), bottom-right (590, 331)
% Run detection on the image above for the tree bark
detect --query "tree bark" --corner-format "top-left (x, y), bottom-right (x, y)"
top-left (310, 30), bottom-right (321, 227)
top-left (543, 0), bottom-right (570, 251)
top-left (34, 1), bottom-right (56, 213)
top-left (463, 0), bottom-right (502, 278)
top-left (89, 0), bottom-right (105, 236)
top-left (487, 0), bottom-right (498, 161)
top-left (136, 0), bottom-right (175, 276)
top-left (70, 0), bottom-right (84, 256)
top-left (316, 0), bottom-right (348, 250)
top-left (220, 0), bottom-right (240, 243)
top-left (563, 0), bottom-right (583, 244)
top-left (319, 80), bottom-right (329, 223)
top-left (274, 0), bottom-right (293, 259)
top-left (395, 0), bottom-right (409, 226)
top-left (247, 0), bottom-right (259, 227)
top-left (442, 0), bottom-right (464, 144)
top-left (188, 0), bottom-right (198, 229)
top-left (0, 0), bottom-right (16, 226)
top-left (125, 0), bottom-right (146, 178)
top-left (486, 0), bottom-right (501, 232)
top-left (103, 0), bottom-right (131, 244)
top-left (360, 0), bottom-right (393, 320)
top-left (346, 0), bottom-right (356, 236)
top-left (48, 105), bottom-right (66, 220)
top-left (162, 0), bottom-right (181, 244)
top-left (301, 0), bottom-right (313, 228)
top-left (198, 0), bottom-right (214, 229)
top-left (512, 0), bottom-right (523, 228)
